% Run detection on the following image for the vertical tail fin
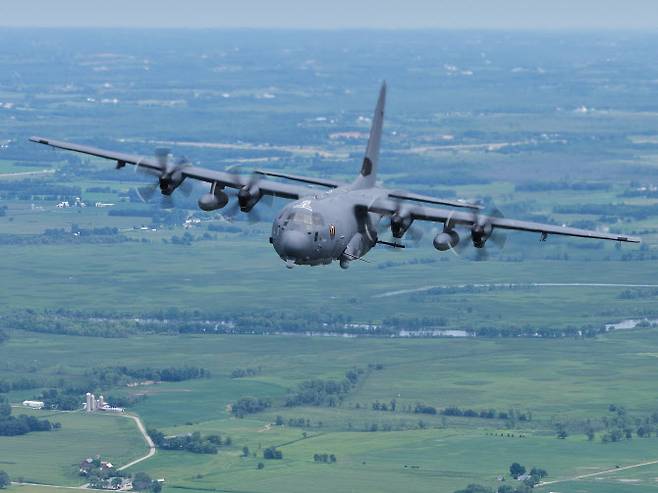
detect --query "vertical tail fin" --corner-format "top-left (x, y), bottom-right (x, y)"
top-left (353, 82), bottom-right (386, 189)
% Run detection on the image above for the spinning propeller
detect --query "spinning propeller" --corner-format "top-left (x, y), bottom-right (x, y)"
top-left (133, 148), bottom-right (195, 209)
top-left (449, 204), bottom-right (507, 260)
top-left (371, 199), bottom-right (424, 249)
top-left (220, 166), bottom-right (273, 223)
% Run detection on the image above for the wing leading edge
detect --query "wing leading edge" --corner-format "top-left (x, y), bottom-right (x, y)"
top-left (369, 198), bottom-right (640, 243)
top-left (388, 190), bottom-right (482, 210)
top-left (29, 136), bottom-right (314, 200)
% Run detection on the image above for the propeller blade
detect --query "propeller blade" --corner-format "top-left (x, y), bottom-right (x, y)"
top-left (474, 247), bottom-right (489, 261)
top-left (490, 230), bottom-right (507, 250)
top-left (452, 236), bottom-right (472, 256)
top-left (374, 217), bottom-right (405, 250)
top-left (154, 147), bottom-right (171, 169)
top-left (160, 195), bottom-right (176, 210)
top-left (260, 193), bottom-right (274, 208)
top-left (247, 208), bottom-right (261, 223)
top-left (406, 224), bottom-right (424, 246)
top-left (377, 218), bottom-right (391, 235)
top-left (222, 199), bottom-right (240, 220)
top-left (178, 179), bottom-right (195, 198)
top-left (136, 183), bottom-right (159, 203)
top-left (449, 202), bottom-right (507, 260)
top-left (134, 161), bottom-right (160, 178)
top-left (224, 163), bottom-right (244, 174)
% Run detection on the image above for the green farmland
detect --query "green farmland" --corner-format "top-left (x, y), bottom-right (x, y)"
top-left (0, 409), bottom-right (146, 486)
top-left (2, 28), bottom-right (658, 493)
top-left (3, 330), bottom-right (658, 492)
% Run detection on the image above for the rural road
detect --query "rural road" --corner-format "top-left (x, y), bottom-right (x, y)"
top-left (10, 482), bottom-right (89, 490)
top-left (9, 406), bottom-right (658, 489)
top-left (539, 458), bottom-right (658, 487)
top-left (0, 169), bottom-right (54, 179)
top-left (117, 413), bottom-right (156, 471)
top-left (374, 282), bottom-right (658, 298)
top-left (10, 410), bottom-right (155, 491)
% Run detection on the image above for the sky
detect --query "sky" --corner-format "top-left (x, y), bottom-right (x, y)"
top-left (1, 0), bottom-right (658, 30)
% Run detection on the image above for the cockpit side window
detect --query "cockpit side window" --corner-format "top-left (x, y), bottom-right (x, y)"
top-left (312, 213), bottom-right (324, 226)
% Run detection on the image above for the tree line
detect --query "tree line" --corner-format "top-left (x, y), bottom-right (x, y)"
top-left (0, 470), bottom-right (9, 489)
top-left (38, 388), bottom-right (84, 411)
top-left (148, 428), bottom-right (232, 454)
top-left (598, 404), bottom-right (658, 443)
top-left (231, 397), bottom-right (272, 417)
top-left (231, 367), bottom-right (261, 378)
top-left (515, 181), bottom-right (610, 192)
top-left (87, 365), bottom-right (210, 387)
top-left (313, 453), bottom-right (336, 463)
top-left (442, 406), bottom-right (531, 422)
top-left (232, 366), bottom-right (374, 417)
top-left (0, 414), bottom-right (60, 436)
top-left (0, 377), bottom-right (41, 393)
top-left (263, 447), bottom-right (283, 460)
top-left (0, 178), bottom-right (81, 201)
top-left (284, 367), bottom-right (366, 408)
top-left (6, 307), bottom-right (647, 339)
top-left (0, 396), bottom-right (60, 436)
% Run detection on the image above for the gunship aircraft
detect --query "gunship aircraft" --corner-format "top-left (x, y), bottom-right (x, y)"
top-left (30, 83), bottom-right (639, 269)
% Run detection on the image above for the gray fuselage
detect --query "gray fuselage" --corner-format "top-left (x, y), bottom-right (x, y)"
top-left (270, 185), bottom-right (385, 268)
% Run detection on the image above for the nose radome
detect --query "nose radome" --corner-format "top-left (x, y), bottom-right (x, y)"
top-left (281, 231), bottom-right (309, 259)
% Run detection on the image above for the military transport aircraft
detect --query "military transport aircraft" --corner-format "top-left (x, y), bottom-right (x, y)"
top-left (30, 82), bottom-right (639, 269)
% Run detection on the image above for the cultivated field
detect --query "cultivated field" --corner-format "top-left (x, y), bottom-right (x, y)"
top-left (2, 330), bottom-right (658, 491)
top-left (0, 409), bottom-right (146, 485)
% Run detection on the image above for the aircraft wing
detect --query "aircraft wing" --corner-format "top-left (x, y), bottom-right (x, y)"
top-left (254, 169), bottom-right (348, 188)
top-left (388, 190), bottom-right (481, 210)
top-left (181, 166), bottom-right (312, 199)
top-left (30, 136), bottom-right (164, 173)
top-left (30, 136), bottom-right (315, 200)
top-left (368, 198), bottom-right (641, 243)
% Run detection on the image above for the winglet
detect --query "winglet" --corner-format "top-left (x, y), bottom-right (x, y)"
top-left (354, 82), bottom-right (386, 189)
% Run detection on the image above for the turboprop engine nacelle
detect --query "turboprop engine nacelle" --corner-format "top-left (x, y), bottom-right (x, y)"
top-left (433, 230), bottom-right (460, 251)
top-left (238, 185), bottom-right (263, 212)
top-left (159, 172), bottom-right (185, 196)
top-left (198, 190), bottom-right (229, 211)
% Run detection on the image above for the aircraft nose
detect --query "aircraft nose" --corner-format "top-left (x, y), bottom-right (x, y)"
top-left (280, 231), bottom-right (309, 259)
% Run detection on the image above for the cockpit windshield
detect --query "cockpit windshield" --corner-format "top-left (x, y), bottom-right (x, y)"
top-left (283, 210), bottom-right (324, 231)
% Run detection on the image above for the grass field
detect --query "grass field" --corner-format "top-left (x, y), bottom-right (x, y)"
top-left (0, 409), bottom-right (147, 486)
top-left (0, 238), bottom-right (654, 329)
top-left (3, 330), bottom-right (658, 491)
top-left (138, 430), bottom-right (658, 493)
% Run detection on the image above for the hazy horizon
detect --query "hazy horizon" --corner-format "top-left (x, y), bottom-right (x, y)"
top-left (2, 0), bottom-right (658, 30)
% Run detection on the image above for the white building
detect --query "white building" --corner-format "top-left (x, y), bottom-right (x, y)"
top-left (85, 392), bottom-right (95, 412)
top-left (22, 400), bottom-right (44, 409)
top-left (84, 392), bottom-right (124, 413)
